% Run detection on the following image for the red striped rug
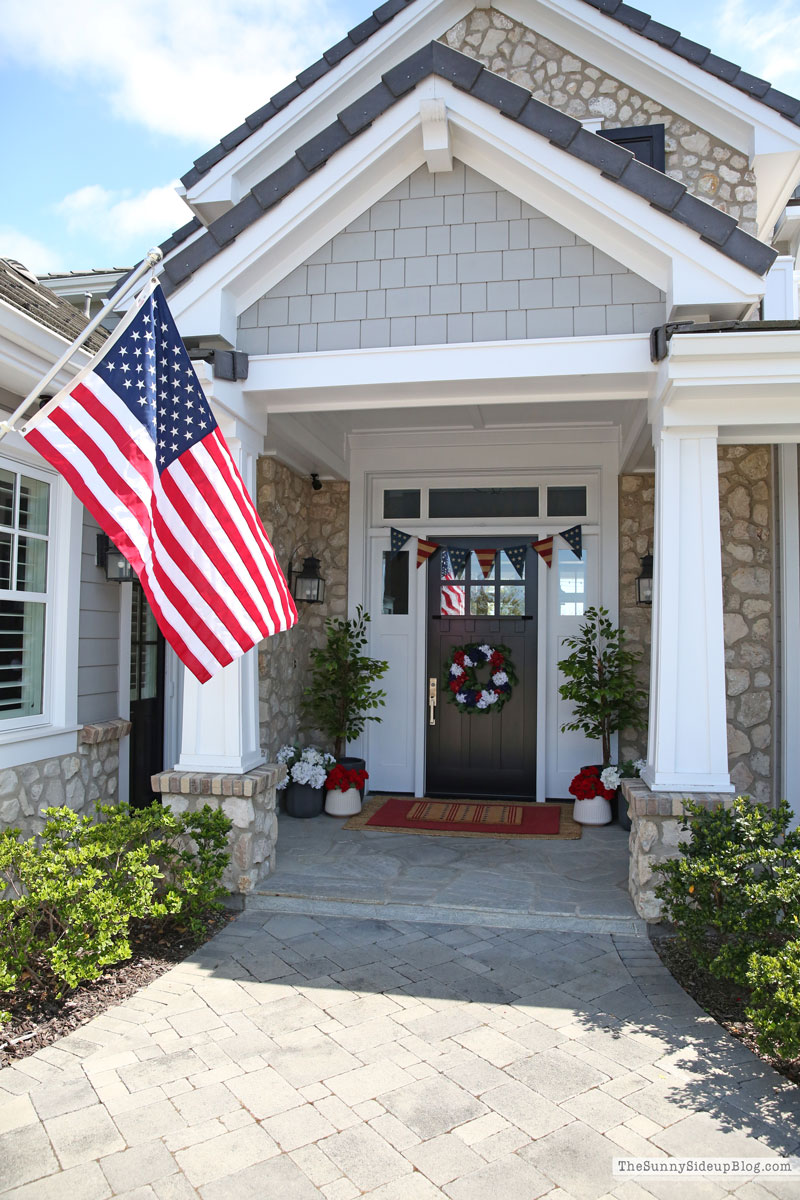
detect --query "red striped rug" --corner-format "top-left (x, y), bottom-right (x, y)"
top-left (344, 796), bottom-right (581, 839)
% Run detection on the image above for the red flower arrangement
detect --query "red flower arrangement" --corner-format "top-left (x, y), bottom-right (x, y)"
top-left (325, 764), bottom-right (369, 791)
top-left (568, 765), bottom-right (615, 802)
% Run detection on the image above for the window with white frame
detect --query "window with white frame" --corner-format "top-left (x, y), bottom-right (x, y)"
top-left (0, 463), bottom-right (51, 721)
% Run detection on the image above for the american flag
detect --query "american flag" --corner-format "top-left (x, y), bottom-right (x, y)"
top-left (24, 280), bottom-right (297, 682)
top-left (441, 549), bottom-right (465, 617)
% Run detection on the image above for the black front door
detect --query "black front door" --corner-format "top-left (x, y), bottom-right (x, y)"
top-left (426, 540), bottom-right (537, 801)
top-left (129, 583), bottom-right (165, 808)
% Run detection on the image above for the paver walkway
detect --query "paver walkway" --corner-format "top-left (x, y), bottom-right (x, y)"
top-left (1, 912), bottom-right (799, 1199)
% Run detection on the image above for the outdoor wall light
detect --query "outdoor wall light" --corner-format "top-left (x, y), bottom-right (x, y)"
top-left (287, 549), bottom-right (326, 604)
top-left (310, 473), bottom-right (322, 491)
top-left (636, 552), bottom-right (653, 606)
top-left (96, 533), bottom-right (135, 583)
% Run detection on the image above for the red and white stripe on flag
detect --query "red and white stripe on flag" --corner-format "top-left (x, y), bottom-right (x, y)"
top-left (23, 281), bottom-right (297, 683)
top-left (441, 550), bottom-right (465, 616)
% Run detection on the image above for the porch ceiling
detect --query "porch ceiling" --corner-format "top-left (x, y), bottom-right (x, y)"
top-left (263, 395), bottom-right (651, 480)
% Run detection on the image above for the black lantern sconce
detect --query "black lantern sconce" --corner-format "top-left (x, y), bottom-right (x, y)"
top-left (636, 552), bottom-right (653, 606)
top-left (287, 548), bottom-right (326, 605)
top-left (96, 533), bottom-right (136, 583)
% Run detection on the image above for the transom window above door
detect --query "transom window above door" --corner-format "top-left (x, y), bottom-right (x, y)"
top-left (439, 549), bottom-right (526, 617)
top-left (381, 484), bottom-right (588, 522)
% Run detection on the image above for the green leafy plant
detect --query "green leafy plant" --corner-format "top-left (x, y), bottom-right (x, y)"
top-left (301, 605), bottom-right (389, 759)
top-left (746, 942), bottom-right (800, 1060)
top-left (655, 796), bottom-right (800, 984)
top-left (0, 801), bottom-right (231, 1023)
top-left (557, 606), bottom-right (647, 766)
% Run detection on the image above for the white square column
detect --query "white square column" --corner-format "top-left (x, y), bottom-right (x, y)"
top-left (642, 426), bottom-right (733, 793)
top-left (175, 411), bottom-right (265, 775)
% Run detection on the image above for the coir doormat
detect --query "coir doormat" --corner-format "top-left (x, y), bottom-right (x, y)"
top-left (344, 796), bottom-right (581, 839)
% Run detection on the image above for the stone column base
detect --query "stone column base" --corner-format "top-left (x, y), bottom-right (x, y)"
top-left (151, 764), bottom-right (286, 902)
top-left (621, 779), bottom-right (734, 922)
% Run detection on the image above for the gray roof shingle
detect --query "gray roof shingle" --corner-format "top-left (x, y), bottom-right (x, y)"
top-left (158, 41), bottom-right (777, 295)
top-left (0, 260), bottom-right (108, 353)
top-left (179, 0), bottom-right (800, 192)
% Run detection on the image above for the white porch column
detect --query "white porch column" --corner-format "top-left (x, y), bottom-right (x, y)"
top-left (642, 426), bottom-right (733, 793)
top-left (175, 410), bottom-right (264, 775)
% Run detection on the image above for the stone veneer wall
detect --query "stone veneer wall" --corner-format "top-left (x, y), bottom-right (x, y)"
top-left (0, 719), bottom-right (131, 838)
top-left (256, 458), bottom-right (349, 759)
top-left (618, 447), bottom-right (776, 799)
top-left (442, 9), bottom-right (757, 234)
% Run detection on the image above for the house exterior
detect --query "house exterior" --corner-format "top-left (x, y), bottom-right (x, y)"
top-left (4, 0), bottom-right (800, 919)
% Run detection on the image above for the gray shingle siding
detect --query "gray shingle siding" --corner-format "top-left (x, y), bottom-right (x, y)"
top-left (78, 512), bottom-right (121, 726)
top-left (237, 160), bottom-right (665, 352)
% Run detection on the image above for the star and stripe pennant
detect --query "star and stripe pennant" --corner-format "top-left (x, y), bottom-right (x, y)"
top-left (505, 544), bottom-right (528, 578)
top-left (416, 538), bottom-right (439, 569)
top-left (447, 546), bottom-right (469, 578)
top-left (531, 536), bottom-right (555, 568)
top-left (559, 524), bottom-right (583, 560)
top-left (475, 549), bottom-right (497, 579)
top-left (389, 527), bottom-right (411, 559)
top-left (23, 280), bottom-right (298, 682)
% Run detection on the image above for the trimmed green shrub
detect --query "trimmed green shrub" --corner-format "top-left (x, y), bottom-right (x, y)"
top-left (0, 802), bottom-right (231, 1023)
top-left (656, 796), bottom-right (800, 984)
top-left (746, 941), bottom-right (800, 1060)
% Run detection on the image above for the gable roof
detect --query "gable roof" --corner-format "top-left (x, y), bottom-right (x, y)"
top-left (179, 0), bottom-right (800, 194)
top-left (159, 40), bottom-right (776, 298)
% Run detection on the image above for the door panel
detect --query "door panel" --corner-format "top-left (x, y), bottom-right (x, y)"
top-left (129, 583), bottom-right (165, 808)
top-left (426, 540), bottom-right (537, 800)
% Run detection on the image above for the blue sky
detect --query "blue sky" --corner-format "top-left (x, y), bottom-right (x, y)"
top-left (1, 0), bottom-right (798, 274)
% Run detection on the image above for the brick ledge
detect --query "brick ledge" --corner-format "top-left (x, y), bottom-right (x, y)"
top-left (80, 718), bottom-right (132, 745)
top-left (151, 763), bottom-right (286, 798)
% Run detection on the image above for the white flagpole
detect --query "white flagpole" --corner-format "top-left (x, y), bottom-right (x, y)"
top-left (0, 247), bottom-right (164, 444)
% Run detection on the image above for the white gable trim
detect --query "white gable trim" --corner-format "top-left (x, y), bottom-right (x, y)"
top-left (168, 78), bottom-right (766, 343)
top-left (183, 0), bottom-right (800, 241)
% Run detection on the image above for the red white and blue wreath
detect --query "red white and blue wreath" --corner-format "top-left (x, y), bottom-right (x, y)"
top-left (443, 643), bottom-right (518, 714)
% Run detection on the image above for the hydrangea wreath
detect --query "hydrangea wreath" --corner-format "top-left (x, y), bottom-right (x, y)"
top-left (443, 643), bottom-right (517, 714)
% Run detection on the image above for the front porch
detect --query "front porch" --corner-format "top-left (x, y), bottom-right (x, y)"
top-left (248, 806), bottom-right (644, 936)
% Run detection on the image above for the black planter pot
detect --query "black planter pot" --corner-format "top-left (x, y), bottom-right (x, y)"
top-left (337, 756), bottom-right (367, 799)
top-left (285, 782), bottom-right (324, 818)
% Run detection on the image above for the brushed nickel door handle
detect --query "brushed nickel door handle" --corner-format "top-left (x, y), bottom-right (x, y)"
top-left (428, 677), bottom-right (438, 725)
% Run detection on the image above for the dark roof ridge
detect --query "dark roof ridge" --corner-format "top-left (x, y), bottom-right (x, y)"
top-left (178, 0), bottom-right (800, 194)
top-left (158, 41), bottom-right (776, 298)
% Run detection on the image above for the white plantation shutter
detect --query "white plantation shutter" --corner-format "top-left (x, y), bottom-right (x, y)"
top-left (0, 466), bottom-right (50, 720)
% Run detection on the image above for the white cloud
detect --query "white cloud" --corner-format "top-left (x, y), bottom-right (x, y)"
top-left (0, 228), bottom-right (66, 275)
top-left (55, 181), bottom-right (189, 250)
top-left (715, 0), bottom-right (800, 94)
top-left (0, 0), bottom-right (346, 142)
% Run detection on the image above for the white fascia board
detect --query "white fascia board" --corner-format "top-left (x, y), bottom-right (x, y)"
top-left (653, 329), bottom-right (800, 427)
top-left (0, 300), bottom-right (94, 398)
top-left (185, 0), bottom-right (470, 212)
top-left (169, 79), bottom-right (765, 341)
top-left (505, 0), bottom-right (800, 160)
top-left (504, 0), bottom-right (800, 240)
top-left (244, 333), bottom-right (655, 413)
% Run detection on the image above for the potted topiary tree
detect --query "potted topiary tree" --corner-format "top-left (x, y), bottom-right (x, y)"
top-left (557, 606), bottom-right (647, 826)
top-left (300, 606), bottom-right (388, 798)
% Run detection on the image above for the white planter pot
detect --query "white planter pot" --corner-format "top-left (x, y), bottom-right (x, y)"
top-left (325, 786), bottom-right (362, 817)
top-left (573, 795), bottom-right (612, 825)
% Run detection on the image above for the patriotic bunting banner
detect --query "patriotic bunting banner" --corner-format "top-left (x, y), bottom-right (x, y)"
top-left (559, 525), bottom-right (583, 560)
top-left (389, 527), bottom-right (411, 559)
top-left (475, 549), bottom-right (497, 579)
top-left (531, 536), bottom-right (555, 568)
top-left (416, 538), bottom-right (439, 569)
top-left (505, 544), bottom-right (528, 578)
top-left (446, 546), bottom-right (469, 578)
top-left (24, 280), bottom-right (297, 683)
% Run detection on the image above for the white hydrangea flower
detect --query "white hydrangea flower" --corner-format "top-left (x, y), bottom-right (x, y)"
top-left (462, 655), bottom-right (474, 667)
top-left (476, 693), bottom-right (489, 709)
top-left (478, 644), bottom-right (492, 657)
top-left (276, 744), bottom-right (296, 763)
top-left (492, 671), bottom-right (508, 686)
top-left (323, 753), bottom-right (336, 766)
top-left (450, 664), bottom-right (464, 678)
top-left (292, 760), bottom-right (327, 789)
top-left (601, 766), bottom-right (622, 790)
top-left (303, 748), bottom-right (324, 766)
top-left (634, 758), bottom-right (646, 773)
top-left (456, 693), bottom-right (468, 704)
top-left (485, 690), bottom-right (499, 704)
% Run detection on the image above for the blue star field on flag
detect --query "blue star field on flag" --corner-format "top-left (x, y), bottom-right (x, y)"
top-left (446, 547), bottom-right (469, 578)
top-left (505, 544), bottom-right (528, 578)
top-left (559, 525), bottom-right (583, 560)
top-left (390, 527), bottom-right (411, 559)
top-left (98, 284), bottom-right (217, 473)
